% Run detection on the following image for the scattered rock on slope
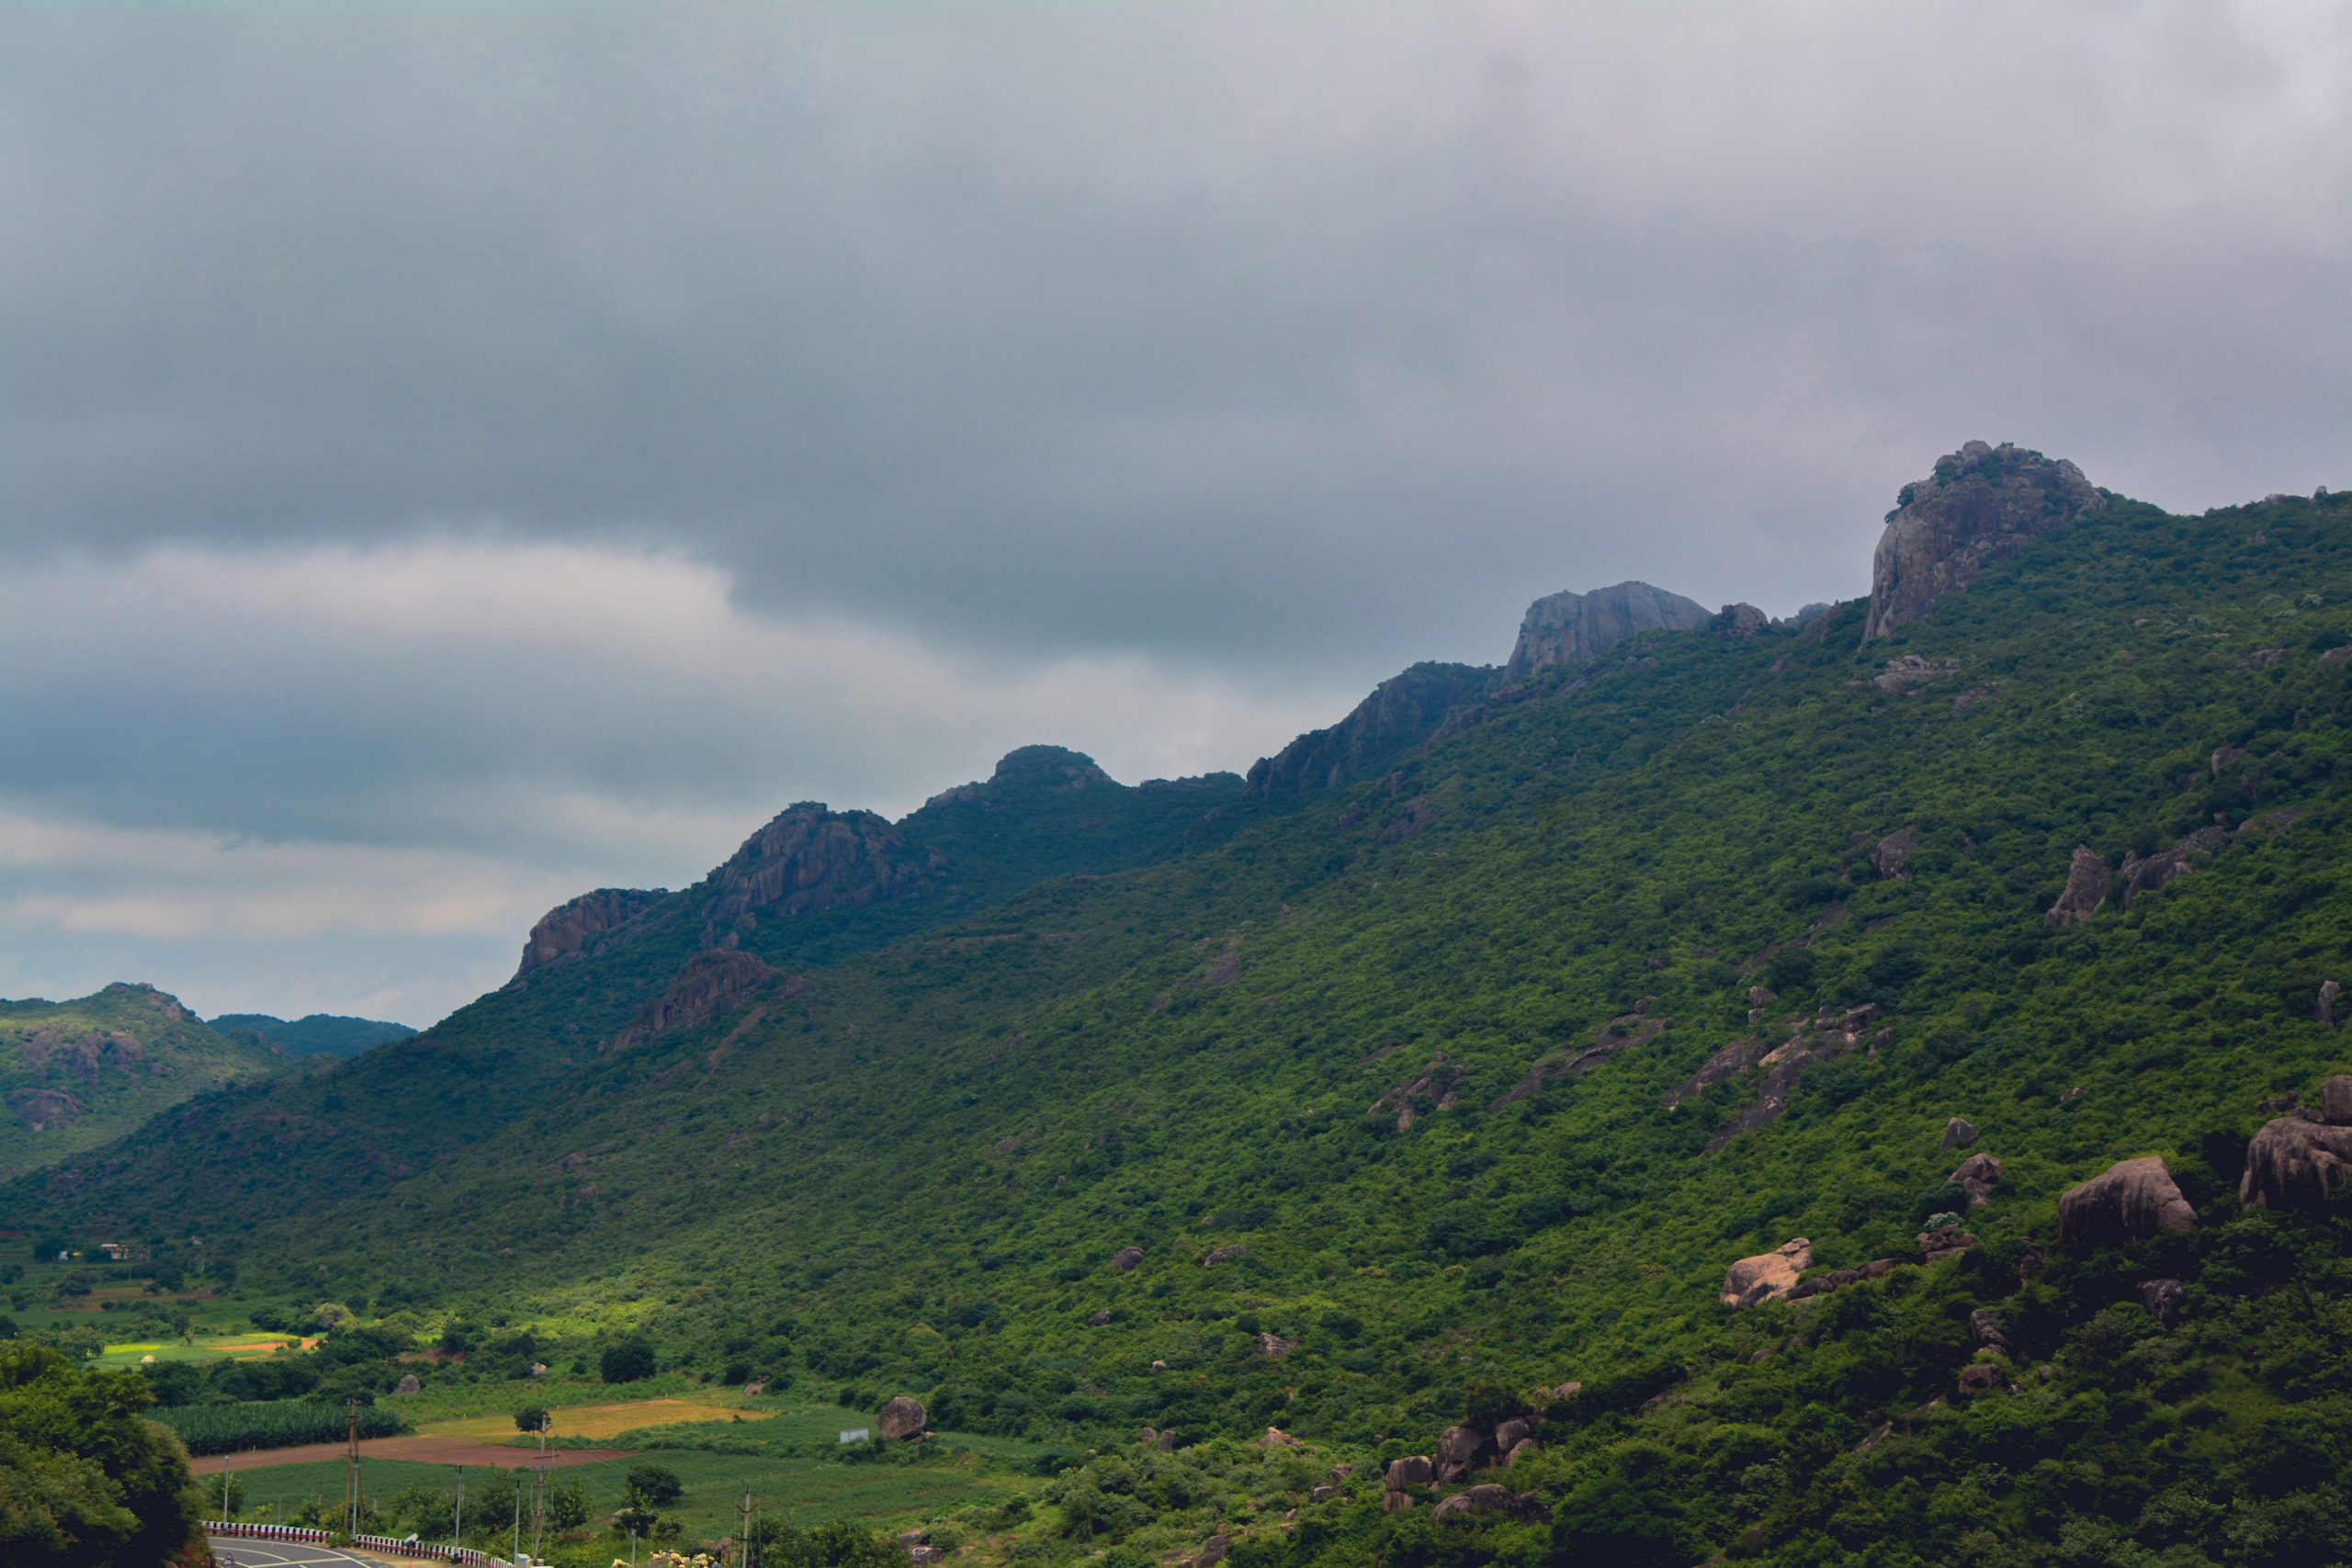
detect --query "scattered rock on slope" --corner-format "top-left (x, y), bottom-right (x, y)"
top-left (877, 1396), bottom-right (928, 1440)
top-left (2320, 980), bottom-right (2340, 1028)
top-left (2057, 1156), bottom-right (2199, 1247)
top-left (1861, 441), bottom-right (2104, 642)
top-left (1940, 1117), bottom-right (1978, 1150)
top-left (1948, 1152), bottom-right (2003, 1206)
top-left (1502, 581), bottom-right (1713, 682)
top-left (1109, 1246), bottom-right (1145, 1271)
top-left (2240, 1078), bottom-right (2352, 1210)
top-left (1723, 1239), bottom-right (1813, 1307)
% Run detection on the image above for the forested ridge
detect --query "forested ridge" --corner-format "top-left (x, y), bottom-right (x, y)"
top-left (9, 470), bottom-right (2352, 1567)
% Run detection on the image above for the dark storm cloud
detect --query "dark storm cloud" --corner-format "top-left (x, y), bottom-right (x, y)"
top-left (5, 2), bottom-right (2341, 668)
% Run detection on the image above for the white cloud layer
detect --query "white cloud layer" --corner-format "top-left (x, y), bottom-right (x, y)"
top-left (0, 539), bottom-right (1358, 1021)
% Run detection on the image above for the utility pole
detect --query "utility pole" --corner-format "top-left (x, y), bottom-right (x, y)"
top-left (739, 1490), bottom-right (756, 1568)
top-left (511, 1482), bottom-right (521, 1562)
top-left (453, 1465), bottom-right (464, 1555)
top-left (530, 1419), bottom-right (549, 1559)
top-left (344, 1398), bottom-right (362, 1537)
top-left (220, 1452), bottom-right (231, 1522)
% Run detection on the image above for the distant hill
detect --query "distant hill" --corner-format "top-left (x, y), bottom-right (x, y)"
top-left (209, 1012), bottom-right (418, 1058)
top-left (0, 984), bottom-right (282, 1179)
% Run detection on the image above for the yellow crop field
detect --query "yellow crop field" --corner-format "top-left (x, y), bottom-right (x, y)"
top-left (418, 1397), bottom-right (773, 1442)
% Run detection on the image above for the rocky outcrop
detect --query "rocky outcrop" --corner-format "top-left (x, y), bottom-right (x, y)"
top-left (1702, 1005), bottom-right (1888, 1150)
top-left (1494, 1000), bottom-right (1670, 1111)
top-left (1109, 1246), bottom-right (1145, 1271)
top-left (1723, 1239), bottom-right (1813, 1307)
top-left (2139, 1279), bottom-right (2188, 1326)
top-left (2320, 980), bottom-right (2340, 1028)
top-left (704, 804), bottom-right (940, 936)
top-left (1202, 1244), bottom-right (1250, 1268)
top-left (1861, 442), bottom-right (2104, 642)
top-left (1785, 1257), bottom-right (1897, 1302)
top-left (1371, 1055), bottom-right (1465, 1132)
top-left (2045, 848), bottom-right (2110, 926)
top-left (1431, 1485), bottom-right (1544, 1523)
top-left (1243, 663), bottom-right (1493, 800)
top-left (1503, 581), bottom-right (1712, 682)
top-left (1385, 1456), bottom-right (1435, 1490)
top-left (1948, 1153), bottom-right (2003, 1206)
top-left (2057, 1156), bottom-right (2199, 1247)
top-left (1940, 1117), bottom-right (1978, 1151)
top-left (1435, 1426), bottom-right (1486, 1482)
top-left (391, 1373), bottom-right (422, 1395)
top-left (6, 1088), bottom-right (85, 1132)
top-left (2120, 828), bottom-right (2229, 908)
top-left (514, 887), bottom-right (662, 978)
top-left (1869, 656), bottom-right (1961, 694)
top-left (2239, 1082), bottom-right (2352, 1210)
top-left (614, 951), bottom-right (781, 1047)
top-left (1719, 603), bottom-right (1770, 637)
top-left (1871, 830), bottom-right (1923, 880)
top-left (877, 1396), bottom-right (928, 1440)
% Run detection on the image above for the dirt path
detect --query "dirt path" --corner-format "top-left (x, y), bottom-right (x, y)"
top-left (189, 1437), bottom-right (633, 1473)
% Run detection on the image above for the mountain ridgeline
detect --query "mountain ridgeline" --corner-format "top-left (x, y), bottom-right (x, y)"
top-left (14, 443), bottom-right (2352, 1568)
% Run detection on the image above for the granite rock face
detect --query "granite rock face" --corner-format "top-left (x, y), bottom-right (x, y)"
top-left (704, 804), bottom-right (941, 936)
top-left (1503, 581), bottom-right (1712, 682)
top-left (613, 950), bottom-right (782, 1047)
top-left (2240, 1081), bottom-right (2352, 1210)
top-left (1862, 442), bottom-right (2104, 643)
top-left (514, 888), bottom-right (662, 978)
top-left (1243, 663), bottom-right (1493, 800)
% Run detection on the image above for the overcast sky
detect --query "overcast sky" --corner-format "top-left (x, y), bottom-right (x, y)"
top-left (3, 1), bottom-right (2345, 1026)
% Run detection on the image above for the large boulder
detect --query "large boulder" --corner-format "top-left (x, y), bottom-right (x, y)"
top-left (877, 1396), bottom-right (928, 1441)
top-left (2239, 1113), bottom-right (2352, 1211)
top-left (2045, 848), bottom-right (2110, 926)
top-left (2321, 980), bottom-right (2341, 1028)
top-left (1722, 1239), bottom-right (1813, 1307)
top-left (1385, 1455), bottom-right (1435, 1490)
top-left (1109, 1247), bottom-right (1146, 1271)
top-left (1948, 1153), bottom-right (2003, 1206)
top-left (391, 1373), bottom-right (422, 1395)
top-left (1434, 1425), bottom-right (1486, 1482)
top-left (1860, 442), bottom-right (2103, 642)
top-left (2323, 1075), bottom-right (2352, 1124)
top-left (2057, 1156), bottom-right (2198, 1247)
top-left (1939, 1116), bottom-right (1979, 1151)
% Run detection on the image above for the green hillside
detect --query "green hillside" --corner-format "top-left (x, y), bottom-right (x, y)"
top-left (9, 469), bottom-right (2352, 1566)
top-left (0, 982), bottom-right (283, 1179)
top-left (209, 1012), bottom-right (418, 1058)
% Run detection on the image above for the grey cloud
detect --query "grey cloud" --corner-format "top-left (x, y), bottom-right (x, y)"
top-left (2, 2), bottom-right (2342, 677)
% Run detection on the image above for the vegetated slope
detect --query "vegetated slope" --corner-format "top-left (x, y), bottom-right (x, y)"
top-left (210, 1012), bottom-right (419, 1057)
top-left (17, 469), bottom-right (2352, 1565)
top-left (0, 982), bottom-right (282, 1179)
top-left (9, 745), bottom-right (1252, 1230)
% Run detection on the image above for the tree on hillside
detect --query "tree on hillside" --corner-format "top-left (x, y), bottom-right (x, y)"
top-left (0, 1341), bottom-right (207, 1567)
top-left (513, 1405), bottom-right (550, 1433)
top-left (600, 1337), bottom-right (656, 1383)
top-left (625, 1463), bottom-right (683, 1507)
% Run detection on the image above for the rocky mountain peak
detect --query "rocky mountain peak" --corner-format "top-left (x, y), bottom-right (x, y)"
top-left (1861, 440), bottom-right (2103, 642)
top-left (514, 887), bottom-right (662, 979)
top-left (1503, 581), bottom-right (1712, 682)
top-left (989, 745), bottom-right (1114, 791)
top-left (703, 802), bottom-right (940, 935)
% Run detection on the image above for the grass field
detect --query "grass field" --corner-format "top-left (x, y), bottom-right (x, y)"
top-left (419, 1397), bottom-right (777, 1441)
top-left (209, 1433), bottom-right (1039, 1540)
top-left (96, 1333), bottom-right (314, 1367)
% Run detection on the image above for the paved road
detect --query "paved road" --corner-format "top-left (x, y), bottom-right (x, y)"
top-left (205, 1534), bottom-right (382, 1568)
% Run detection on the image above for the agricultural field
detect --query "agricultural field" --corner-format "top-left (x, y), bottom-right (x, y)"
top-left (202, 1420), bottom-right (1047, 1547)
